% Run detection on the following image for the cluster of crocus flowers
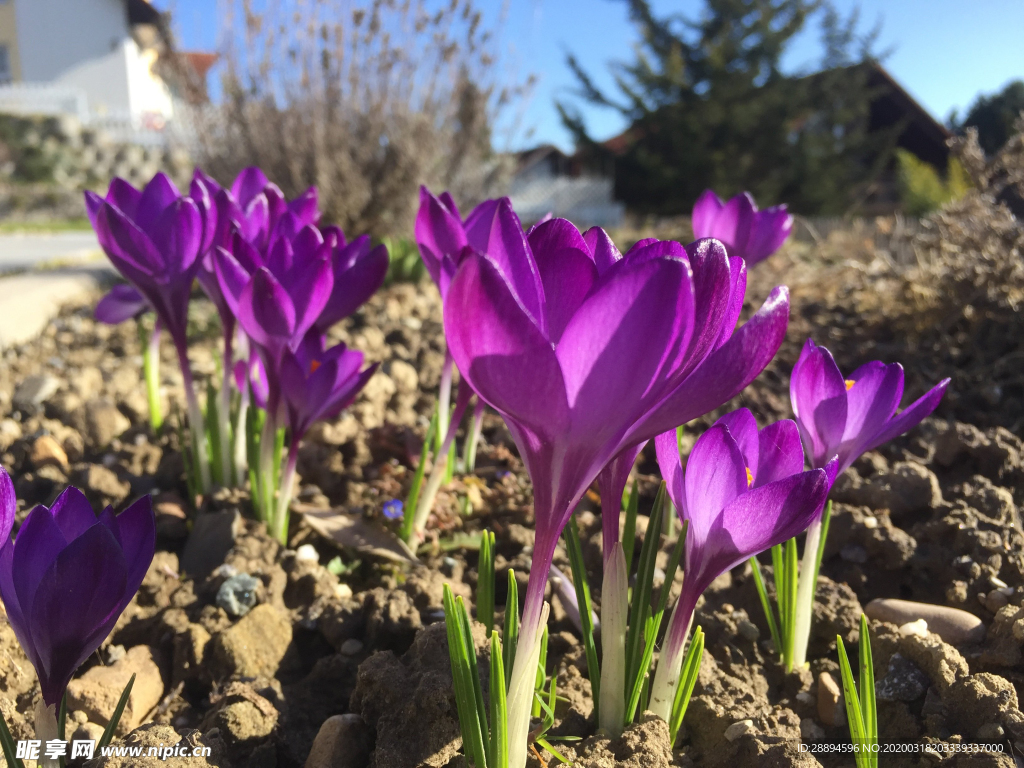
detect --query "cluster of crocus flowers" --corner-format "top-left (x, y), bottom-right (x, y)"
top-left (0, 467), bottom-right (155, 747)
top-left (439, 191), bottom-right (792, 766)
top-left (786, 339), bottom-right (949, 667)
top-left (649, 410), bottom-right (835, 717)
top-left (691, 189), bottom-right (793, 265)
top-left (88, 168), bottom-right (387, 543)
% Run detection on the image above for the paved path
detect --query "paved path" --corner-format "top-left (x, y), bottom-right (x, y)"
top-left (0, 231), bottom-right (102, 273)
top-left (0, 232), bottom-right (115, 348)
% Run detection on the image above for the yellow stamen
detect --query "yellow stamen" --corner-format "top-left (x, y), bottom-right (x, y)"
top-left (845, 379), bottom-right (856, 391)
top-left (745, 467), bottom-right (753, 487)
top-left (310, 360), bottom-right (321, 374)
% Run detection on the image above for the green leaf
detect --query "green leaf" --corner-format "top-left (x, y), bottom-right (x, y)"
top-left (478, 530), bottom-right (496, 633)
top-left (532, 625), bottom-right (548, 718)
top-left (58, 690), bottom-right (68, 768)
top-left (783, 537), bottom-right (799, 670)
top-left (489, 631), bottom-right (508, 768)
top-left (811, 501), bottom-right (833, 601)
top-left (443, 585), bottom-right (488, 768)
top-left (0, 708), bottom-right (24, 768)
top-left (625, 614), bottom-right (657, 722)
top-left (535, 737), bottom-right (570, 764)
top-left (653, 519), bottom-right (688, 634)
top-left (625, 484), bottom-right (666, 699)
top-left (749, 554), bottom-right (782, 653)
top-left (503, 569), bottom-right (519, 689)
top-left (402, 411), bottom-right (437, 542)
top-left (859, 615), bottom-right (877, 765)
top-left (669, 626), bottom-right (704, 744)
top-left (97, 673), bottom-right (136, 749)
top-left (837, 634), bottom-right (870, 768)
top-left (564, 516), bottom-right (600, 721)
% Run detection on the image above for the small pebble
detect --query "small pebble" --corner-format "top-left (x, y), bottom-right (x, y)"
top-left (989, 575), bottom-right (1008, 589)
top-left (876, 653), bottom-right (929, 701)
top-left (105, 644), bottom-right (126, 664)
top-left (723, 720), bottom-right (756, 742)
top-left (898, 619), bottom-right (929, 638)
top-left (296, 544), bottom-right (320, 563)
top-left (865, 598), bottom-right (986, 644)
top-left (212, 563), bottom-right (239, 579)
top-left (216, 573), bottom-right (261, 618)
top-left (977, 723), bottom-right (1004, 740)
top-left (335, 583), bottom-right (353, 600)
top-left (800, 718), bottom-right (824, 741)
top-left (737, 620), bottom-right (759, 642)
top-left (340, 639), bottom-right (364, 656)
top-left (817, 672), bottom-right (842, 726)
top-left (441, 557), bottom-right (457, 576)
top-left (796, 691), bottom-right (816, 706)
top-left (985, 590), bottom-right (1009, 612)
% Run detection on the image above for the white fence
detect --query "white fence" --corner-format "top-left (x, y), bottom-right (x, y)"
top-left (509, 175), bottom-right (626, 228)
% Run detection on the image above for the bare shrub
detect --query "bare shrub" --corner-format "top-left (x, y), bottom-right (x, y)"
top-left (194, 0), bottom-right (523, 237)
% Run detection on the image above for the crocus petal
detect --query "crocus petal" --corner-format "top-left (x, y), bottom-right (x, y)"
top-left (288, 187), bottom-right (320, 225)
top-left (28, 523), bottom-right (128, 705)
top-left (95, 284), bottom-right (149, 324)
top-left (0, 543), bottom-right (30, 666)
top-left (288, 254), bottom-right (334, 343)
top-left (464, 198), bottom-right (545, 329)
top-left (690, 189), bottom-right (724, 241)
top-left (714, 256), bottom-right (747, 350)
top-left (627, 286), bottom-right (790, 440)
top-left (214, 247), bottom-right (252, 317)
top-left (534, 242), bottom-right (598, 344)
top-left (745, 206), bottom-right (792, 264)
top-left (317, 242), bottom-right (389, 329)
top-left (654, 430), bottom-right (685, 518)
top-left (582, 226), bottom-right (622, 274)
top-left (681, 424), bottom-right (749, 545)
top-left (557, 257), bottom-right (694, 446)
top-left (416, 187), bottom-right (467, 286)
top-left (238, 268), bottom-right (297, 347)
top-left (150, 198), bottom-right (202, 276)
top-left (790, 339), bottom-right (848, 468)
top-left (231, 167), bottom-right (271, 208)
top-left (104, 178), bottom-right (143, 223)
top-left (48, 487), bottom-right (98, 543)
top-left (863, 379), bottom-right (950, 455)
top-left (111, 496), bottom-right (156, 593)
top-left (445, 254), bottom-right (569, 437)
top-left (840, 361), bottom-right (904, 451)
top-left (527, 218), bottom-right (589, 260)
top-left (135, 172), bottom-right (180, 232)
top-left (597, 441), bottom-right (646, 556)
top-left (715, 409), bottom-right (759, 478)
top-left (755, 419), bottom-right (806, 486)
top-left (0, 468), bottom-right (13, 544)
top-left (94, 203), bottom-right (163, 278)
top-left (12, 506), bottom-right (68, 617)
top-left (716, 193), bottom-right (756, 254)
top-left (682, 239), bottom-right (733, 368)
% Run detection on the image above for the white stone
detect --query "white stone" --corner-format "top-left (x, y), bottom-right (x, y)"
top-left (724, 719), bottom-right (756, 742)
top-left (898, 619), bottom-right (929, 638)
top-left (296, 544), bottom-right (320, 563)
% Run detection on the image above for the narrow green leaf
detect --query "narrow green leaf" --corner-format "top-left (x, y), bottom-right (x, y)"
top-left (503, 569), bottom-right (519, 689)
top-left (626, 614), bottom-right (657, 722)
top-left (443, 586), bottom-right (488, 768)
top-left (837, 634), bottom-right (869, 768)
top-left (811, 501), bottom-right (833, 599)
top-left (654, 519), bottom-right (688, 634)
top-left (669, 626), bottom-right (704, 744)
top-left (564, 516), bottom-right (600, 720)
top-left (532, 626), bottom-right (548, 718)
top-left (783, 537), bottom-right (799, 670)
top-left (749, 555), bottom-right (782, 653)
top-left (57, 689), bottom-right (68, 768)
top-left (97, 673), bottom-right (136, 749)
top-left (489, 631), bottom-right (508, 768)
top-left (859, 614), bottom-right (877, 761)
top-left (478, 530), bottom-right (496, 633)
top-left (206, 380), bottom-right (224, 486)
top-left (0, 708), bottom-right (24, 768)
top-left (402, 411), bottom-right (437, 542)
top-left (458, 596), bottom-right (489, 742)
top-left (535, 737), bottom-right (570, 764)
top-left (625, 484), bottom-right (666, 697)
top-left (273, 426), bottom-right (286, 496)
top-left (621, 479), bottom-right (639, 573)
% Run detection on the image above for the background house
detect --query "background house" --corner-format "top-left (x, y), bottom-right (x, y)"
top-left (0, 0), bottom-right (213, 145)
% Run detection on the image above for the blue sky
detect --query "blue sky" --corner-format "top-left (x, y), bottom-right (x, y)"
top-left (161, 0), bottom-right (1024, 152)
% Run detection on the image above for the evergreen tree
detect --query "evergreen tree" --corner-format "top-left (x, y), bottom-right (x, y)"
top-left (955, 80), bottom-right (1024, 156)
top-left (560, 0), bottom-right (891, 215)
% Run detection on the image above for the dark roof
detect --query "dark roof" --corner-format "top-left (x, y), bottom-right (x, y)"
top-left (127, 0), bottom-right (162, 26)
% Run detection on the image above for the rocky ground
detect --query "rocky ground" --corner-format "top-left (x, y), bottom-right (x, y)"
top-left (1, 140), bottom-right (1024, 766)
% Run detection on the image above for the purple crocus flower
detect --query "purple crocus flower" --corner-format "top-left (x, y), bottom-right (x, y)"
top-left (648, 412), bottom-right (835, 718)
top-left (691, 189), bottom-right (793, 265)
top-left (95, 284), bottom-right (149, 325)
top-left (314, 226), bottom-right (389, 331)
top-left (790, 339), bottom-right (950, 474)
top-left (442, 201), bottom-right (790, 764)
top-left (0, 473), bottom-right (154, 708)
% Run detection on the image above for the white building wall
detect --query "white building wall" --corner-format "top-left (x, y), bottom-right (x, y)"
top-left (14, 0), bottom-right (130, 82)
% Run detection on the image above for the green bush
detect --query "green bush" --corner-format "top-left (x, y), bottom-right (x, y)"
top-left (896, 149), bottom-right (972, 216)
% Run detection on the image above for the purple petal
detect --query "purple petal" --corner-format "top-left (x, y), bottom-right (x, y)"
top-left (690, 189), bottom-right (724, 241)
top-left (556, 257), bottom-right (694, 446)
top-left (12, 504), bottom-right (68, 618)
top-left (150, 198), bottom-right (202, 275)
top-left (0, 541), bottom-right (34, 672)
top-left (95, 284), bottom-right (149, 324)
top-left (534, 243), bottom-right (598, 344)
top-left (48, 486), bottom-right (97, 543)
top-left (682, 424), bottom-right (749, 544)
top-left (790, 339), bottom-right (849, 468)
top-left (317, 242), bottom-right (389, 329)
top-left (444, 254), bottom-right (569, 437)
top-left (840, 361), bottom-right (904, 449)
top-left (416, 187), bottom-right (468, 286)
top-left (104, 178), bottom-right (143, 222)
top-left (713, 193), bottom-right (756, 255)
top-left (0, 468), bottom-right (14, 545)
top-left (744, 206), bottom-right (792, 264)
top-left (288, 254), bottom-right (334, 343)
top-left (714, 256), bottom-right (747, 350)
top-left (654, 430), bottom-right (685, 518)
top-left (582, 226), bottom-right (622, 274)
top-left (288, 187), bottom-right (320, 225)
top-left (863, 379), bottom-right (950, 456)
top-left (682, 239), bottom-right (733, 369)
top-left (28, 523), bottom-right (128, 705)
top-left (135, 172), bottom-right (180, 232)
top-left (238, 268), bottom-right (297, 347)
top-left (94, 202), bottom-right (163, 278)
top-left (231, 167), bottom-right (271, 208)
top-left (527, 218), bottom-right (589, 259)
top-left (626, 286), bottom-right (790, 440)
top-left (111, 496), bottom-right (155, 596)
top-left (755, 420), bottom-right (805, 486)
top-left (715, 409), bottom-right (759, 479)
top-left (214, 247), bottom-right (252, 318)
top-left (464, 198), bottom-right (545, 329)
top-left (597, 442), bottom-right (645, 556)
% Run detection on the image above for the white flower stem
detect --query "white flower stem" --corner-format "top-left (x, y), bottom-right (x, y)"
top-left (272, 441), bottom-right (300, 545)
top-left (598, 542), bottom-right (628, 736)
top-left (34, 700), bottom-right (60, 768)
top-left (218, 355), bottom-right (234, 486)
top-left (437, 352), bottom-right (453, 449)
top-left (177, 346), bottom-right (211, 494)
top-left (792, 517), bottom-right (822, 670)
top-left (463, 398), bottom-right (485, 472)
top-left (142, 319), bottom-right (163, 432)
top-left (233, 391), bottom-right (249, 489)
top-left (507, 598), bottom-right (550, 768)
top-left (649, 592), bottom-right (694, 722)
